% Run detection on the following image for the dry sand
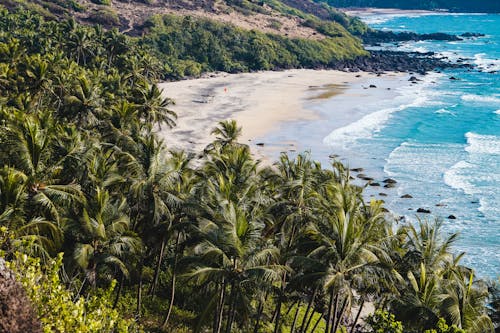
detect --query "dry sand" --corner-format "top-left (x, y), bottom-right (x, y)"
top-left (158, 70), bottom-right (364, 152)
top-left (157, 69), bottom-right (410, 164)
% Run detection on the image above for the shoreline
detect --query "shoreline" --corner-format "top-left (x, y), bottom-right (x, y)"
top-left (157, 69), bottom-right (411, 164)
top-left (340, 7), bottom-right (442, 17)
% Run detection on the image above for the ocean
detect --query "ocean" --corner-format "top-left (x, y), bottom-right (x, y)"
top-left (329, 13), bottom-right (500, 278)
top-left (260, 13), bottom-right (499, 278)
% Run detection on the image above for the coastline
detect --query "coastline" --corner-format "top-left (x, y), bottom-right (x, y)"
top-left (340, 7), bottom-right (440, 17)
top-left (157, 69), bottom-right (409, 163)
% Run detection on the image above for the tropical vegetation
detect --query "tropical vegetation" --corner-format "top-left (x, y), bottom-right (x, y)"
top-left (0, 5), bottom-right (497, 333)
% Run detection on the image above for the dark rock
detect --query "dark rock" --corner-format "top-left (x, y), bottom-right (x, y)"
top-left (369, 182), bottom-right (380, 187)
top-left (383, 178), bottom-right (397, 184)
top-left (357, 173), bottom-right (367, 179)
top-left (362, 177), bottom-right (374, 181)
top-left (408, 76), bottom-right (421, 82)
top-left (0, 259), bottom-right (42, 333)
top-left (256, 142), bottom-right (265, 147)
top-left (329, 154), bottom-right (339, 159)
top-left (417, 208), bottom-right (431, 213)
top-left (379, 193), bottom-right (387, 196)
top-left (461, 32), bottom-right (485, 38)
top-left (408, 208), bottom-right (414, 210)
top-left (369, 84), bottom-right (377, 88)
top-left (435, 203), bottom-right (447, 207)
top-left (401, 194), bottom-right (413, 198)
top-left (449, 76), bottom-right (459, 80)
top-left (384, 183), bottom-right (396, 188)
top-left (448, 215), bottom-right (457, 219)
top-left (350, 168), bottom-right (364, 172)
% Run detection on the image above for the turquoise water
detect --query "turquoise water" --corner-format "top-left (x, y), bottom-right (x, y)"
top-left (326, 13), bottom-right (500, 278)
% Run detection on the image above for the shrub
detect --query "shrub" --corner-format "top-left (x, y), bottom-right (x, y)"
top-left (8, 253), bottom-right (140, 333)
top-left (366, 310), bottom-right (404, 333)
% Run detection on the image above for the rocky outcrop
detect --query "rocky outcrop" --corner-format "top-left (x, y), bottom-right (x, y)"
top-left (0, 258), bottom-right (42, 333)
top-left (362, 30), bottom-right (462, 45)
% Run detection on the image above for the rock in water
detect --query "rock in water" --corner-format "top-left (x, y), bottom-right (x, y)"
top-left (417, 208), bottom-right (431, 213)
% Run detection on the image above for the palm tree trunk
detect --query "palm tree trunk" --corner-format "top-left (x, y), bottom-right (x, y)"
top-left (349, 299), bottom-right (364, 333)
top-left (224, 281), bottom-right (237, 333)
top-left (325, 291), bottom-right (337, 333)
top-left (113, 273), bottom-right (124, 309)
top-left (273, 273), bottom-right (287, 333)
top-left (311, 313), bottom-right (324, 332)
top-left (136, 262), bottom-right (143, 318)
top-left (285, 300), bottom-right (300, 317)
top-left (290, 300), bottom-right (302, 333)
top-left (304, 308), bottom-right (318, 333)
top-left (254, 289), bottom-right (269, 333)
top-left (149, 234), bottom-right (166, 296)
top-left (161, 232), bottom-right (181, 328)
top-left (300, 287), bottom-right (318, 333)
top-left (214, 278), bottom-right (226, 333)
top-left (332, 297), bottom-right (347, 333)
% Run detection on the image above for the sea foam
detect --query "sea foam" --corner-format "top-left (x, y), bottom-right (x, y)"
top-left (461, 94), bottom-right (500, 103)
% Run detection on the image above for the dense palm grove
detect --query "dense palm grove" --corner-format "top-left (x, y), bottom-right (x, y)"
top-left (0, 6), bottom-right (497, 333)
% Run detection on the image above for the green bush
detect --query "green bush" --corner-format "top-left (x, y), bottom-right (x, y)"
top-left (424, 318), bottom-right (466, 333)
top-left (366, 310), bottom-right (404, 333)
top-left (90, 0), bottom-right (111, 5)
top-left (8, 253), bottom-right (140, 333)
top-left (88, 7), bottom-right (119, 26)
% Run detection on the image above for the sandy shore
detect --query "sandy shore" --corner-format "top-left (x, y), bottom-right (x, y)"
top-left (157, 69), bottom-right (409, 163)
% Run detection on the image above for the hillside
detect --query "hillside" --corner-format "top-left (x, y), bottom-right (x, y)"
top-left (3, 0), bottom-right (366, 38)
top-left (316, 0), bottom-right (500, 13)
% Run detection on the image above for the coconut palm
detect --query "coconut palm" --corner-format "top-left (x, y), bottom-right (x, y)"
top-left (440, 268), bottom-right (494, 332)
top-left (70, 187), bottom-right (141, 290)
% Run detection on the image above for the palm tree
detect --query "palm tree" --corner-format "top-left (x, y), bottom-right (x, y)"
top-left (207, 120), bottom-right (243, 153)
top-left (135, 82), bottom-right (176, 129)
top-left (0, 112), bottom-right (84, 227)
top-left (62, 74), bottom-right (104, 128)
top-left (185, 199), bottom-right (282, 333)
top-left (70, 187), bottom-right (141, 291)
top-left (440, 268), bottom-right (494, 332)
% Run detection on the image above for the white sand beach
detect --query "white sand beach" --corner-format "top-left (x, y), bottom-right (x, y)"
top-left (157, 69), bottom-right (411, 163)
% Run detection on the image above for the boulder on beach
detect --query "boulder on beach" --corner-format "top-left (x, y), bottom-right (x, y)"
top-left (379, 193), bottom-right (387, 196)
top-left (369, 182), bottom-right (380, 187)
top-left (417, 208), bottom-right (431, 213)
top-left (401, 194), bottom-right (413, 198)
top-left (350, 168), bottom-right (364, 172)
top-left (256, 142), bottom-right (265, 147)
top-left (384, 183), bottom-right (396, 188)
top-left (383, 178), bottom-right (397, 184)
top-left (448, 215), bottom-right (457, 219)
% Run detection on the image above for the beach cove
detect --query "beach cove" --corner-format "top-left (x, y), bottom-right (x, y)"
top-left (157, 69), bottom-right (408, 164)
